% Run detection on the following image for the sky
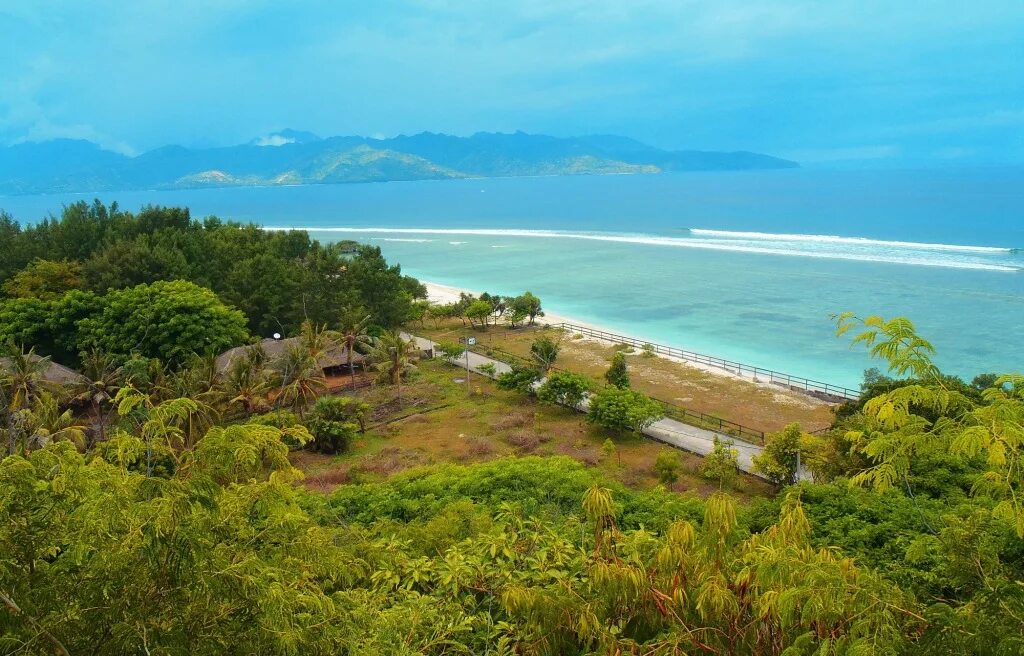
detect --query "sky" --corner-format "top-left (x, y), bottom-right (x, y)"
top-left (1, 1), bottom-right (1022, 166)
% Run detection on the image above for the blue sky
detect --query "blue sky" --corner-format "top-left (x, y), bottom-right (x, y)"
top-left (1, 1), bottom-right (1022, 166)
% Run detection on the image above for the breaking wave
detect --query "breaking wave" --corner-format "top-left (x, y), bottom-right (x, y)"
top-left (263, 226), bottom-right (1021, 272)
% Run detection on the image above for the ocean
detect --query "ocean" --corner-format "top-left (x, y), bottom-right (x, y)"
top-left (3, 167), bottom-right (1022, 388)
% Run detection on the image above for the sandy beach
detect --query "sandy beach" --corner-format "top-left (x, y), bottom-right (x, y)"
top-left (421, 280), bottom-right (838, 404)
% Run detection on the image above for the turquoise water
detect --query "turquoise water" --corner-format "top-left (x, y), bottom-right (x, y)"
top-left (3, 168), bottom-right (1023, 387)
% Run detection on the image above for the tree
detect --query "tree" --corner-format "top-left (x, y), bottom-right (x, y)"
top-left (368, 331), bottom-right (418, 403)
top-left (511, 291), bottom-right (544, 326)
top-left (496, 365), bottom-right (540, 394)
top-left (72, 348), bottom-right (124, 444)
top-left (654, 450), bottom-right (681, 484)
top-left (465, 300), bottom-right (492, 329)
top-left (218, 343), bottom-right (271, 418)
top-left (78, 280), bottom-right (249, 367)
top-left (586, 386), bottom-right (663, 435)
top-left (752, 422), bottom-right (804, 485)
top-left (605, 351), bottom-right (630, 389)
top-left (529, 335), bottom-right (560, 374)
top-left (335, 307), bottom-right (372, 390)
top-left (273, 343), bottom-right (325, 416)
top-left (435, 340), bottom-right (466, 364)
top-left (701, 436), bottom-right (739, 488)
top-left (536, 371), bottom-right (591, 408)
top-left (2, 259), bottom-right (83, 300)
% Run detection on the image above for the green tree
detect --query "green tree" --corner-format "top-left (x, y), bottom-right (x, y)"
top-left (604, 351), bottom-right (630, 389)
top-left (71, 348), bottom-right (124, 444)
top-left (496, 365), bottom-right (540, 394)
top-left (368, 331), bottom-right (418, 403)
top-left (2, 259), bottom-right (83, 300)
top-left (752, 422), bottom-right (805, 485)
top-left (335, 307), bottom-right (373, 390)
top-left (654, 450), bottom-right (681, 484)
top-left (78, 280), bottom-right (249, 367)
top-left (465, 300), bottom-right (492, 329)
top-left (512, 291), bottom-right (544, 325)
top-left (529, 335), bottom-right (560, 374)
top-left (536, 371), bottom-right (591, 408)
top-left (701, 436), bottom-right (739, 488)
top-left (586, 386), bottom-right (663, 435)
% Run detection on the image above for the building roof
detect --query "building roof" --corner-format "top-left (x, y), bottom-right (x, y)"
top-left (0, 354), bottom-right (86, 385)
top-left (215, 337), bottom-right (365, 374)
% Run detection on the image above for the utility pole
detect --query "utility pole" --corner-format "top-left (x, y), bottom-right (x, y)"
top-left (465, 331), bottom-right (471, 395)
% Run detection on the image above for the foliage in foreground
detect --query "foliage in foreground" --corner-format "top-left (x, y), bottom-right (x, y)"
top-left (2, 438), bottom-right (925, 655)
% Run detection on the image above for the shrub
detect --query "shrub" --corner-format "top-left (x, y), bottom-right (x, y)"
top-left (605, 351), bottom-right (630, 389)
top-left (654, 451), bottom-right (681, 484)
top-left (586, 386), bottom-right (664, 435)
top-left (496, 365), bottom-right (541, 394)
top-left (752, 423), bottom-right (804, 485)
top-left (306, 397), bottom-right (362, 454)
top-left (537, 371), bottom-right (592, 408)
top-left (701, 436), bottom-right (739, 488)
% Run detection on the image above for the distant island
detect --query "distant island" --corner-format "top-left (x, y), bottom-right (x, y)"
top-left (0, 129), bottom-right (797, 194)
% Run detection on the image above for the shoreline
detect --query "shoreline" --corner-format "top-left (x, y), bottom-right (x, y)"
top-left (420, 280), bottom-right (844, 404)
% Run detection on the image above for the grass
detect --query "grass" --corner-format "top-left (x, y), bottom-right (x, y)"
top-left (411, 319), bottom-right (836, 433)
top-left (294, 358), bottom-right (775, 500)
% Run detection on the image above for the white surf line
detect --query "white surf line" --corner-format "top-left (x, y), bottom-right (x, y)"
top-left (689, 228), bottom-right (1014, 254)
top-left (263, 227), bottom-right (1020, 272)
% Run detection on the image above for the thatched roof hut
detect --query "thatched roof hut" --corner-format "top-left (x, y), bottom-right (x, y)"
top-left (215, 337), bottom-right (366, 375)
top-left (0, 354), bottom-right (85, 386)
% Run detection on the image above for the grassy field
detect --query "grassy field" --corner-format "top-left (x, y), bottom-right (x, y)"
top-left (410, 319), bottom-right (836, 433)
top-left (292, 358), bottom-right (775, 501)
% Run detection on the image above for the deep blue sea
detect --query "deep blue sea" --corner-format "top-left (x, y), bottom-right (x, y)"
top-left (3, 167), bottom-right (1022, 388)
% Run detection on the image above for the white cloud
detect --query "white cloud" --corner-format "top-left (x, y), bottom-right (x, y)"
top-left (252, 135), bottom-right (295, 147)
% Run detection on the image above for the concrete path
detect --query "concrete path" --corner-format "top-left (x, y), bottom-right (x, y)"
top-left (403, 331), bottom-right (810, 481)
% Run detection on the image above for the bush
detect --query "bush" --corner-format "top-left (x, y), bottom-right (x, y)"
top-left (654, 451), bottom-right (681, 484)
top-left (752, 423), bottom-right (803, 485)
top-left (586, 386), bottom-right (664, 435)
top-left (496, 365), bottom-right (541, 394)
top-left (306, 397), bottom-right (364, 454)
top-left (701, 436), bottom-right (739, 488)
top-left (536, 371), bottom-right (592, 408)
top-left (605, 351), bottom-right (630, 389)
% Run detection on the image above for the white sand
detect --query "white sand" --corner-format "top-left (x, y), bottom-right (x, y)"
top-left (421, 280), bottom-right (835, 406)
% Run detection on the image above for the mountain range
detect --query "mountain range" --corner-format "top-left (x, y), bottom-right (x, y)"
top-left (0, 130), bottom-right (798, 194)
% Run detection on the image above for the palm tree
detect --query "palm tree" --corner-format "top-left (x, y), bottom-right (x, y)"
top-left (368, 331), bottom-right (419, 404)
top-left (218, 343), bottom-right (271, 417)
top-left (336, 307), bottom-right (372, 390)
top-left (300, 320), bottom-right (336, 361)
top-left (273, 343), bottom-right (326, 416)
top-left (20, 392), bottom-right (87, 453)
top-left (1, 344), bottom-right (63, 455)
top-left (72, 348), bottom-right (124, 445)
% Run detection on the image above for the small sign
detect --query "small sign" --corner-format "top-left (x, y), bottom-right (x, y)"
top-left (467, 337), bottom-right (477, 346)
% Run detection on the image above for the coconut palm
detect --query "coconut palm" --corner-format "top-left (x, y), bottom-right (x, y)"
top-left (336, 307), bottom-right (372, 390)
top-left (1, 345), bottom-right (63, 455)
top-left (72, 348), bottom-right (124, 445)
top-left (218, 343), bottom-right (271, 417)
top-left (1, 344), bottom-right (61, 411)
top-left (20, 392), bottom-right (87, 452)
top-left (368, 331), bottom-right (418, 404)
top-left (273, 343), bottom-right (326, 416)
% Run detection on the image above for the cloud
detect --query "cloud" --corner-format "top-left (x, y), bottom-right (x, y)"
top-left (251, 135), bottom-right (295, 147)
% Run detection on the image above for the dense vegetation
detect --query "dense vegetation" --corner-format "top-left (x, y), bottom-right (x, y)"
top-left (1, 204), bottom-right (1023, 655)
top-left (0, 201), bottom-right (425, 343)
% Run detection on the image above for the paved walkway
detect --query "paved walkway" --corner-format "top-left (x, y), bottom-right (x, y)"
top-left (403, 331), bottom-right (809, 481)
